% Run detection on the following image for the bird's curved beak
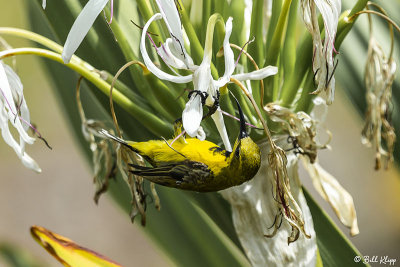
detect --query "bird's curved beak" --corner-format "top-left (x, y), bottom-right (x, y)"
top-left (233, 97), bottom-right (248, 139)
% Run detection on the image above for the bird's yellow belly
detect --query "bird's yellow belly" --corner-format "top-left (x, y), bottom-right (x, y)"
top-left (131, 138), bottom-right (230, 170)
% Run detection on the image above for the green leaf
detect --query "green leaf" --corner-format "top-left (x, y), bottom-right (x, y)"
top-left (0, 243), bottom-right (45, 267)
top-left (304, 190), bottom-right (369, 267)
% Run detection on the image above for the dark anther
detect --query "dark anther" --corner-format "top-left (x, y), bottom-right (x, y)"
top-left (14, 97), bottom-right (23, 123)
top-left (313, 68), bottom-right (320, 88)
top-left (188, 90), bottom-right (209, 106)
top-left (38, 136), bottom-right (53, 150)
top-left (170, 32), bottom-right (185, 58)
top-left (174, 0), bottom-right (183, 12)
top-left (202, 91), bottom-right (220, 120)
top-left (214, 90), bottom-right (220, 106)
top-left (277, 213), bottom-right (284, 229)
top-left (130, 20), bottom-right (158, 36)
top-left (267, 210), bottom-right (283, 230)
top-left (324, 61), bottom-right (330, 87)
top-left (285, 135), bottom-right (304, 156)
top-left (327, 59), bottom-right (339, 87)
top-left (267, 213), bottom-right (279, 230)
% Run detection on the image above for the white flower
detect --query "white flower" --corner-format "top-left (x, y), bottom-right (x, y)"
top-left (62, 0), bottom-right (109, 63)
top-left (301, 0), bottom-right (341, 104)
top-left (42, 0), bottom-right (46, 9)
top-left (141, 0), bottom-right (277, 151)
top-left (0, 62), bottom-right (41, 172)
top-left (221, 140), bottom-right (317, 266)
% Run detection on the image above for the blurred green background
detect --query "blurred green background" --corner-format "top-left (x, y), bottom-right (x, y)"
top-left (0, 0), bottom-right (399, 266)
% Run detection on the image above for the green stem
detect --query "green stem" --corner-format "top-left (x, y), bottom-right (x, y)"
top-left (0, 27), bottom-right (63, 53)
top-left (279, 0), bottom-right (299, 101)
top-left (265, 0), bottom-right (292, 66)
top-left (176, 0), bottom-right (204, 64)
top-left (293, 69), bottom-right (314, 113)
top-left (230, 0), bottom-right (246, 45)
top-left (104, 12), bottom-right (170, 116)
top-left (337, 0), bottom-right (369, 53)
top-left (265, 0), bottom-right (282, 49)
top-left (249, 0), bottom-right (265, 66)
top-left (335, 0), bottom-right (368, 47)
top-left (136, 0), bottom-right (162, 37)
top-left (175, 0), bottom-right (219, 78)
top-left (264, 0), bottom-right (292, 103)
top-left (104, 11), bottom-right (137, 61)
top-left (144, 72), bottom-right (186, 120)
top-left (102, 71), bottom-right (150, 110)
top-left (202, 0), bottom-right (212, 40)
top-left (247, 0), bottom-right (265, 106)
top-left (0, 48), bottom-right (172, 136)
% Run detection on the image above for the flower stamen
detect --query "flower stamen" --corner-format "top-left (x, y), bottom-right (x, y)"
top-left (0, 87), bottom-right (51, 149)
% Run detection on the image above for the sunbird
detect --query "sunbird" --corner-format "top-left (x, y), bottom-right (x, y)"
top-left (101, 99), bottom-right (261, 192)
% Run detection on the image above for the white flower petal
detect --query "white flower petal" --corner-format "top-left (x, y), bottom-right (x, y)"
top-left (196, 126), bottom-right (206, 141)
top-left (62, 0), bottom-right (109, 63)
top-left (326, 77), bottom-right (335, 104)
top-left (140, 13), bottom-right (193, 83)
top-left (193, 60), bottom-right (213, 93)
top-left (0, 63), bottom-right (34, 144)
top-left (155, 0), bottom-right (193, 68)
top-left (157, 38), bottom-right (189, 70)
top-left (21, 151), bottom-right (42, 173)
top-left (214, 17), bottom-right (235, 88)
top-left (42, 0), bottom-right (46, 9)
top-left (303, 159), bottom-right (359, 236)
top-left (232, 66), bottom-right (278, 81)
top-left (3, 63), bottom-right (31, 131)
top-left (221, 142), bottom-right (317, 266)
top-left (310, 96), bottom-right (327, 123)
top-left (0, 109), bottom-right (41, 172)
top-left (182, 95), bottom-right (203, 137)
top-left (211, 108), bottom-right (232, 152)
top-left (0, 63), bottom-right (40, 172)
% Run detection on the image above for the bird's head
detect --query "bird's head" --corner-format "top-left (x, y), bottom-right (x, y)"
top-left (229, 98), bottom-right (261, 180)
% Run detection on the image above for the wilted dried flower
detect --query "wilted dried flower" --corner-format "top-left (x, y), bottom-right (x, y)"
top-left (265, 99), bottom-right (359, 236)
top-left (362, 37), bottom-right (396, 170)
top-left (264, 99), bottom-right (329, 163)
top-left (266, 145), bottom-right (311, 243)
top-left (302, 158), bottom-right (359, 236)
top-left (301, 0), bottom-right (341, 104)
top-left (76, 77), bottom-right (157, 225)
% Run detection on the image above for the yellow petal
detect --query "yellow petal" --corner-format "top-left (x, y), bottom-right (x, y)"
top-left (30, 226), bottom-right (122, 267)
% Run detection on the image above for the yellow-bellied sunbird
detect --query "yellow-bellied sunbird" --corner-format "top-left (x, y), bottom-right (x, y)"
top-left (101, 99), bottom-right (261, 192)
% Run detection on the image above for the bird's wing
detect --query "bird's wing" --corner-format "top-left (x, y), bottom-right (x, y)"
top-left (129, 160), bottom-right (212, 189)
